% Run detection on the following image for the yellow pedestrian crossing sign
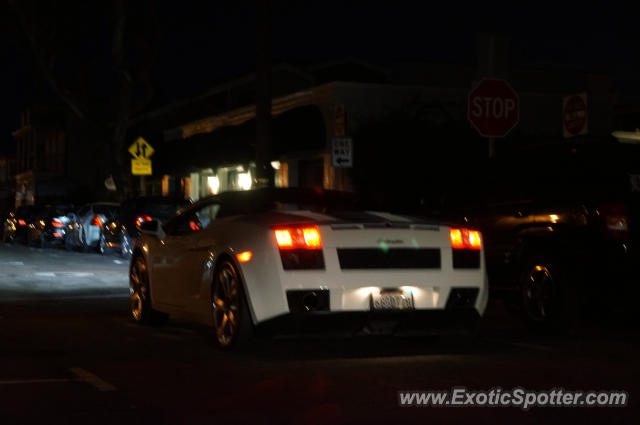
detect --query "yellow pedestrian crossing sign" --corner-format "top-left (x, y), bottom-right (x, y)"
top-left (128, 137), bottom-right (154, 159)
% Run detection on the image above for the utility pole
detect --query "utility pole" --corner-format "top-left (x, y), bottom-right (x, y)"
top-left (255, 0), bottom-right (274, 188)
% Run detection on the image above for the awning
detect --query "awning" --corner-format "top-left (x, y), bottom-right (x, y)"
top-left (155, 105), bottom-right (326, 175)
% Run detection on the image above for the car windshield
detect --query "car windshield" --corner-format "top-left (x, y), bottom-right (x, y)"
top-left (93, 204), bottom-right (118, 219)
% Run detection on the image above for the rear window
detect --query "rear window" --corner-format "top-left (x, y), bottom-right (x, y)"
top-left (217, 189), bottom-right (357, 217)
top-left (140, 200), bottom-right (191, 221)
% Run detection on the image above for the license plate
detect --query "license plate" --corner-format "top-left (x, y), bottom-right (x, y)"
top-left (372, 291), bottom-right (414, 311)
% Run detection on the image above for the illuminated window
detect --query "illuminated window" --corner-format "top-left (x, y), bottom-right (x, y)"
top-left (207, 175), bottom-right (220, 194)
top-left (237, 172), bottom-right (252, 190)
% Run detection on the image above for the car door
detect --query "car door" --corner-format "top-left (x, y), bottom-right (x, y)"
top-left (151, 200), bottom-right (222, 309)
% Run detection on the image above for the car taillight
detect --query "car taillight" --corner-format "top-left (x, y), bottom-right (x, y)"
top-left (18, 219), bottom-right (26, 226)
top-left (135, 215), bottom-right (152, 227)
top-left (450, 227), bottom-right (482, 250)
top-left (91, 216), bottom-right (103, 227)
top-left (273, 225), bottom-right (324, 270)
top-left (52, 220), bottom-right (64, 228)
top-left (273, 226), bottom-right (322, 250)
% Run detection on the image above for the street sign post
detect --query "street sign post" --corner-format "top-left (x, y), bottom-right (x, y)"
top-left (332, 137), bottom-right (352, 168)
top-left (335, 104), bottom-right (346, 137)
top-left (468, 78), bottom-right (519, 158)
top-left (128, 137), bottom-right (154, 176)
top-left (468, 78), bottom-right (520, 138)
top-left (131, 158), bottom-right (152, 176)
top-left (128, 137), bottom-right (155, 160)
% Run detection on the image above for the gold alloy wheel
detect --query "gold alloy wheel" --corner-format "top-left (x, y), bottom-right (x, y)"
top-left (129, 257), bottom-right (148, 322)
top-left (212, 261), bottom-right (241, 347)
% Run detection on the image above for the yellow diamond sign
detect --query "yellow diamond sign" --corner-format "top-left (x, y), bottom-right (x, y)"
top-left (128, 137), bottom-right (154, 159)
top-left (131, 158), bottom-right (152, 175)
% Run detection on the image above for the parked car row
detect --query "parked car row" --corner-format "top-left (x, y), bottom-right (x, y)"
top-left (2, 196), bottom-right (192, 257)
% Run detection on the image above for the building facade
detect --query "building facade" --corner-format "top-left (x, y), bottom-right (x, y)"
top-left (12, 108), bottom-right (67, 207)
top-left (125, 59), bottom-right (619, 204)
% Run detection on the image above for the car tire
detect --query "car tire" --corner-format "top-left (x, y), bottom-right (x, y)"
top-left (211, 259), bottom-right (254, 350)
top-left (65, 233), bottom-right (76, 251)
top-left (129, 255), bottom-right (167, 325)
top-left (81, 229), bottom-right (90, 253)
top-left (519, 255), bottom-right (581, 331)
top-left (40, 233), bottom-right (50, 249)
top-left (121, 233), bottom-right (132, 260)
top-left (98, 232), bottom-right (107, 255)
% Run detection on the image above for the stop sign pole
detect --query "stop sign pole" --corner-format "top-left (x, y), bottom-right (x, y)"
top-left (467, 78), bottom-right (520, 158)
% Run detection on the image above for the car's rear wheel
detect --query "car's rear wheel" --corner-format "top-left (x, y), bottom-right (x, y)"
top-left (520, 255), bottom-right (580, 330)
top-left (121, 233), bottom-right (132, 259)
top-left (2, 228), bottom-right (13, 243)
top-left (211, 259), bottom-right (253, 349)
top-left (129, 255), bottom-right (166, 324)
top-left (98, 233), bottom-right (107, 255)
top-left (40, 233), bottom-right (50, 249)
top-left (64, 232), bottom-right (76, 251)
top-left (81, 229), bottom-right (90, 253)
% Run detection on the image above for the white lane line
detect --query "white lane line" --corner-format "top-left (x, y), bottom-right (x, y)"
top-left (32, 272), bottom-right (96, 278)
top-left (0, 378), bottom-right (71, 385)
top-left (113, 260), bottom-right (125, 265)
top-left (0, 261), bottom-right (24, 266)
top-left (59, 272), bottom-right (95, 277)
top-left (69, 368), bottom-right (116, 391)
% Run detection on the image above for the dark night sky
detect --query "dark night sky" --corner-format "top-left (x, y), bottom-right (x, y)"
top-left (2, 1), bottom-right (640, 153)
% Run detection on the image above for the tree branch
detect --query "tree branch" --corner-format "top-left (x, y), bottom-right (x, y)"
top-left (8, 0), bottom-right (86, 119)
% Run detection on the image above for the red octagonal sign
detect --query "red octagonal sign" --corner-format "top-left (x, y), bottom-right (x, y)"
top-left (468, 78), bottom-right (520, 138)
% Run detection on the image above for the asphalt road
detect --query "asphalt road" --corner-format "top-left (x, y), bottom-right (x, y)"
top-left (1, 243), bottom-right (639, 425)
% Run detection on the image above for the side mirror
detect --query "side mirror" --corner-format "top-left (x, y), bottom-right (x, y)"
top-left (139, 219), bottom-right (165, 239)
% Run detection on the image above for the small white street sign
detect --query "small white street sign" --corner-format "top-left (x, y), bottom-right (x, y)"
top-left (332, 137), bottom-right (353, 168)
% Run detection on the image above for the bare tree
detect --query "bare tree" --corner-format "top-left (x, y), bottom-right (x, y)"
top-left (7, 0), bottom-right (158, 196)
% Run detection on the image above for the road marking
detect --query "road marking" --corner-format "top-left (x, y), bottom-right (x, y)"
top-left (507, 342), bottom-right (554, 352)
top-left (33, 272), bottom-right (96, 278)
top-left (0, 378), bottom-right (71, 385)
top-left (69, 368), bottom-right (116, 391)
top-left (484, 338), bottom-right (554, 352)
top-left (0, 261), bottom-right (24, 266)
top-left (113, 260), bottom-right (125, 265)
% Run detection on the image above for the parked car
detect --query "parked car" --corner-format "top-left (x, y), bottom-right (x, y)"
top-left (65, 202), bottom-right (120, 252)
top-left (130, 188), bottom-right (488, 349)
top-left (100, 196), bottom-right (191, 257)
top-left (430, 141), bottom-right (639, 327)
top-left (2, 205), bottom-right (38, 243)
top-left (26, 204), bottom-right (76, 248)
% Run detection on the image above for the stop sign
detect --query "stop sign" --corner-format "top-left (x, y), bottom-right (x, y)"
top-left (468, 78), bottom-right (520, 137)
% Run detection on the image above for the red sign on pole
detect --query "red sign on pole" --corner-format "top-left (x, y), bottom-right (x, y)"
top-left (335, 104), bottom-right (346, 137)
top-left (563, 93), bottom-right (588, 138)
top-left (468, 78), bottom-right (520, 138)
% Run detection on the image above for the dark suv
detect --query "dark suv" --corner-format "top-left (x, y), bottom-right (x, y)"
top-left (432, 141), bottom-right (639, 327)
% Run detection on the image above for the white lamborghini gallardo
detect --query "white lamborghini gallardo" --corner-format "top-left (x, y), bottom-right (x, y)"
top-left (130, 188), bottom-right (488, 348)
